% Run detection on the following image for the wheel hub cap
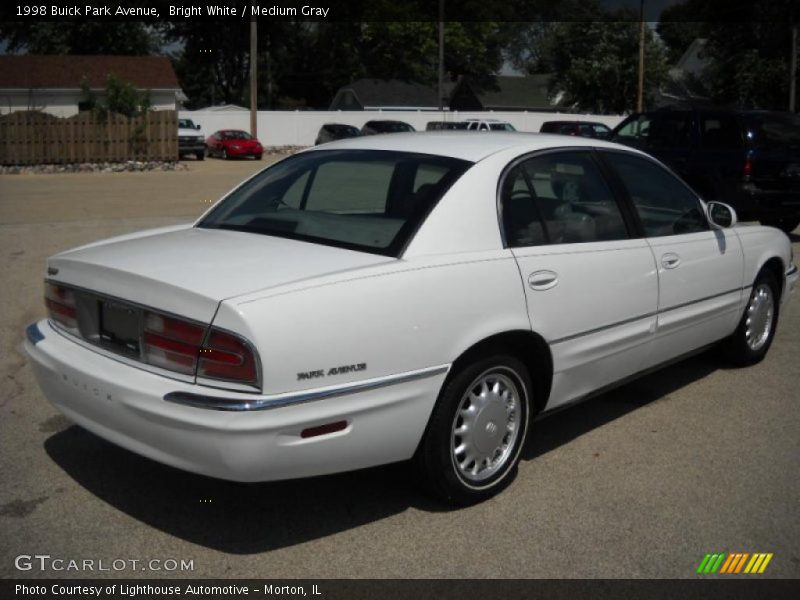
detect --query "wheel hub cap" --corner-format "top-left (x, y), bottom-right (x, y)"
top-left (745, 283), bottom-right (774, 351)
top-left (451, 370), bottom-right (521, 483)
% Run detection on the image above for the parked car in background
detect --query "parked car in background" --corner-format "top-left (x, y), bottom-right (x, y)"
top-left (315, 123), bottom-right (362, 145)
top-left (178, 118), bottom-right (206, 160)
top-left (465, 119), bottom-right (516, 132)
top-left (611, 108), bottom-right (800, 233)
top-left (206, 129), bottom-right (264, 160)
top-left (26, 132), bottom-right (797, 505)
top-left (361, 120), bottom-right (416, 135)
top-left (540, 120), bottom-right (612, 139)
top-left (426, 121), bottom-right (469, 131)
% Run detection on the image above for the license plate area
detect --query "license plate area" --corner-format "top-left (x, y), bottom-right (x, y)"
top-left (99, 300), bottom-right (141, 357)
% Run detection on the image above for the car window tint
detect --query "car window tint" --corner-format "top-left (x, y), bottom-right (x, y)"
top-left (414, 164), bottom-right (450, 191)
top-left (502, 151), bottom-right (629, 247)
top-left (603, 152), bottom-right (708, 237)
top-left (305, 161), bottom-right (394, 212)
top-left (198, 150), bottom-right (471, 255)
top-left (701, 115), bottom-right (743, 149)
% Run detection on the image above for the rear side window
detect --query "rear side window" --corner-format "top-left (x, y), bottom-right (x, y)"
top-left (614, 113), bottom-right (694, 148)
top-left (501, 151), bottom-right (629, 247)
top-left (746, 113), bottom-right (800, 150)
top-left (602, 152), bottom-right (708, 237)
top-left (701, 115), bottom-right (743, 149)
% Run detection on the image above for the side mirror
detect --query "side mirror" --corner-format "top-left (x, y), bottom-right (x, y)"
top-left (707, 201), bottom-right (737, 229)
top-left (195, 124), bottom-right (201, 130)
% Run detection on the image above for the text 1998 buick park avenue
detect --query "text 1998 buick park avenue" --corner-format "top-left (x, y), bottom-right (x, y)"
top-left (25, 133), bottom-right (798, 504)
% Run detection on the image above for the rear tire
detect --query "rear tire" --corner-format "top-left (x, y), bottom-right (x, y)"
top-left (255, 154), bottom-right (263, 160)
top-left (197, 151), bottom-right (205, 161)
top-left (760, 217), bottom-right (800, 234)
top-left (414, 354), bottom-right (531, 505)
top-left (722, 272), bottom-right (780, 366)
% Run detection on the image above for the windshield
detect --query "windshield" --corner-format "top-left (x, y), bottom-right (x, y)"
top-left (178, 119), bottom-right (196, 129)
top-left (490, 123), bottom-right (516, 131)
top-left (222, 131), bottom-right (253, 140)
top-left (197, 150), bottom-right (472, 256)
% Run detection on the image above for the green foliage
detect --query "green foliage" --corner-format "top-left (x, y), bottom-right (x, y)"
top-left (80, 74), bottom-right (152, 118)
top-left (163, 17), bottom-right (504, 109)
top-left (539, 19), bottom-right (669, 113)
top-left (0, 21), bottom-right (159, 55)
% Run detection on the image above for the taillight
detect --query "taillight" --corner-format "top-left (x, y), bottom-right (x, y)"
top-left (143, 312), bottom-right (205, 375)
top-left (743, 158), bottom-right (753, 181)
top-left (198, 330), bottom-right (258, 385)
top-left (144, 311), bottom-right (259, 386)
top-left (45, 282), bottom-right (77, 330)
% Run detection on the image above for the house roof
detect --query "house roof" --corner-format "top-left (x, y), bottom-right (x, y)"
top-left (0, 55), bottom-right (181, 90)
top-left (330, 79), bottom-right (443, 109)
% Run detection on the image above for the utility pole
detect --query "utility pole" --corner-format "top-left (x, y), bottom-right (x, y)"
top-left (249, 2), bottom-right (257, 137)
top-left (791, 23), bottom-right (798, 112)
top-left (438, 0), bottom-right (445, 111)
top-left (637, 0), bottom-right (645, 112)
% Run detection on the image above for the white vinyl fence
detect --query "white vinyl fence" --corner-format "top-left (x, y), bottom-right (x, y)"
top-left (180, 109), bottom-right (626, 148)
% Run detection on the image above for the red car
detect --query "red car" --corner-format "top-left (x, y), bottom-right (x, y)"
top-left (206, 129), bottom-right (264, 160)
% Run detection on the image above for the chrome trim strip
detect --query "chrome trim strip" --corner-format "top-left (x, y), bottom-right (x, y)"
top-left (550, 286), bottom-right (745, 345)
top-left (550, 312), bottom-right (656, 345)
top-left (163, 364), bottom-right (450, 412)
top-left (787, 264), bottom-right (798, 277)
top-left (658, 286), bottom-right (744, 314)
top-left (26, 322), bottom-right (44, 345)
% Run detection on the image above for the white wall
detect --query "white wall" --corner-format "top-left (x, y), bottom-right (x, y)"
top-left (0, 90), bottom-right (178, 117)
top-left (180, 109), bottom-right (626, 148)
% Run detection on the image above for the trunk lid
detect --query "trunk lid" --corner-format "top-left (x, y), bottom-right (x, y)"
top-left (48, 226), bottom-right (392, 322)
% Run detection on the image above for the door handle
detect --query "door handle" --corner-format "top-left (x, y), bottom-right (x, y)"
top-left (528, 270), bottom-right (559, 291)
top-left (661, 252), bottom-right (681, 269)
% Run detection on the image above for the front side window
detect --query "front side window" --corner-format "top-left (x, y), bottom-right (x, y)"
top-left (198, 150), bottom-right (471, 256)
top-left (602, 151), bottom-right (708, 237)
top-left (501, 151), bottom-right (629, 247)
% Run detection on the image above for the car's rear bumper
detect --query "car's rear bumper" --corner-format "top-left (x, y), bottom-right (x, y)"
top-left (25, 319), bottom-right (445, 482)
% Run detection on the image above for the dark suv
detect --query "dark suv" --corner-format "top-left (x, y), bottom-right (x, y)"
top-left (611, 109), bottom-right (800, 233)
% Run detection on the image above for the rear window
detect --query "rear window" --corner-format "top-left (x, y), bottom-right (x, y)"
top-left (198, 150), bottom-right (471, 256)
top-left (746, 114), bottom-right (800, 150)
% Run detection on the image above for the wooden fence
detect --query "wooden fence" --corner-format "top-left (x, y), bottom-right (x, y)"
top-left (0, 110), bottom-right (178, 165)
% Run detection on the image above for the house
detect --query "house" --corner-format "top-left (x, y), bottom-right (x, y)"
top-left (656, 38), bottom-right (712, 107)
top-left (329, 79), bottom-right (448, 111)
top-left (0, 55), bottom-right (186, 117)
top-left (449, 75), bottom-right (563, 112)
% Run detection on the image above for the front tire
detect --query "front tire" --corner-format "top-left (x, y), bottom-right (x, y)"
top-left (722, 272), bottom-right (780, 366)
top-left (221, 148), bottom-right (229, 160)
top-left (415, 354), bottom-right (531, 505)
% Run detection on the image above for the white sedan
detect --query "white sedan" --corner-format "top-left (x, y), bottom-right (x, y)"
top-left (25, 133), bottom-right (798, 504)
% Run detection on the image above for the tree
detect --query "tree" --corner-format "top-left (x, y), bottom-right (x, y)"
top-left (539, 18), bottom-right (669, 113)
top-left (700, 0), bottom-right (796, 109)
top-left (0, 21), bottom-right (159, 55)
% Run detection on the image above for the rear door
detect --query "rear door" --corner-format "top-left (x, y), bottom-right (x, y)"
top-left (599, 150), bottom-right (745, 367)
top-left (501, 149), bottom-right (658, 410)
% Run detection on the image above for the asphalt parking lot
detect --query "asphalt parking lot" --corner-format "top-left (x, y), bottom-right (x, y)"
top-left (1, 157), bottom-right (798, 579)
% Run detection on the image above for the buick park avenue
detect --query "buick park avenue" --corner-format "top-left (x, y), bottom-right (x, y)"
top-left (25, 133), bottom-right (797, 504)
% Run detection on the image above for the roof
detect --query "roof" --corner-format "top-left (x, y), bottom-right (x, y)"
top-left (0, 55), bottom-right (181, 90)
top-left (303, 131), bottom-right (641, 163)
top-left (330, 79), bottom-right (441, 110)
